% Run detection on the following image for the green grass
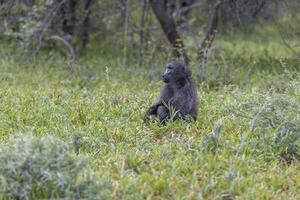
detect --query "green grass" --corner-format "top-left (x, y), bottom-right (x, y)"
top-left (0, 35), bottom-right (300, 199)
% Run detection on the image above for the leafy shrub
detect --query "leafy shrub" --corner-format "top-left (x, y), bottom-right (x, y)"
top-left (201, 117), bottom-right (225, 154)
top-left (0, 133), bottom-right (111, 200)
top-left (240, 93), bottom-right (300, 162)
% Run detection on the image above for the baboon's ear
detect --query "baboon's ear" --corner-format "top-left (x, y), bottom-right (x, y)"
top-left (186, 67), bottom-right (192, 77)
top-left (177, 60), bottom-right (191, 77)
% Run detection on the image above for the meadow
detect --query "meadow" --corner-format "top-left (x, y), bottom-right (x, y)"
top-left (0, 32), bottom-right (300, 199)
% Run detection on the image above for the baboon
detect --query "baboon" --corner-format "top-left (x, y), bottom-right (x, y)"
top-left (144, 60), bottom-right (198, 123)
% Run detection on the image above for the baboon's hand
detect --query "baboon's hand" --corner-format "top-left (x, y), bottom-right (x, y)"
top-left (143, 111), bottom-right (151, 124)
top-left (143, 104), bottom-right (160, 124)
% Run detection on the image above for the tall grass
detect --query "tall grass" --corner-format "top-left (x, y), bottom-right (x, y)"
top-left (0, 33), bottom-right (299, 199)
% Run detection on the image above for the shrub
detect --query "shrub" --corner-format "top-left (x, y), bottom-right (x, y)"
top-left (0, 133), bottom-right (111, 200)
top-left (240, 93), bottom-right (300, 162)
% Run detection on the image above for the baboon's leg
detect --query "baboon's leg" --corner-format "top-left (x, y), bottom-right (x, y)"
top-left (157, 105), bottom-right (169, 122)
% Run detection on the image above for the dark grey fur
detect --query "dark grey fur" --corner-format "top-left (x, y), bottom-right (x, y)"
top-left (144, 60), bottom-right (198, 123)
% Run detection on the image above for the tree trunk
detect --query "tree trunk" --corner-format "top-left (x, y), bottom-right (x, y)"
top-left (138, 0), bottom-right (148, 67)
top-left (120, 0), bottom-right (129, 66)
top-left (198, 1), bottom-right (221, 81)
top-left (82, 0), bottom-right (93, 49)
top-left (149, 0), bottom-right (188, 63)
top-left (62, 0), bottom-right (77, 35)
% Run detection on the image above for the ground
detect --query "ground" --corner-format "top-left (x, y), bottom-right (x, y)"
top-left (0, 33), bottom-right (300, 199)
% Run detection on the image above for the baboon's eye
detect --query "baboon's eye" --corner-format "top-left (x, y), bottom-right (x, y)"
top-left (167, 65), bottom-right (174, 70)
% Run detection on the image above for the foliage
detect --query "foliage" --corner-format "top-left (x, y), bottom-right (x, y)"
top-left (0, 133), bottom-right (111, 199)
top-left (1, 0), bottom-right (300, 67)
top-left (229, 91), bottom-right (300, 162)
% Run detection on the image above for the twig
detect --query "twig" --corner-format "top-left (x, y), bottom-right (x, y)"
top-left (47, 35), bottom-right (75, 69)
top-left (28, 0), bottom-right (67, 55)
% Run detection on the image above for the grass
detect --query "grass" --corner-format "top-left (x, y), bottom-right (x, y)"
top-left (0, 33), bottom-right (300, 199)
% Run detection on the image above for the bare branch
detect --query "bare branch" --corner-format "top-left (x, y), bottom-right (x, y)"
top-left (27, 0), bottom-right (67, 54)
top-left (47, 35), bottom-right (75, 69)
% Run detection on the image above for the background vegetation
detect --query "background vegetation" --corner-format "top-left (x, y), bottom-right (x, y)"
top-left (0, 0), bottom-right (300, 199)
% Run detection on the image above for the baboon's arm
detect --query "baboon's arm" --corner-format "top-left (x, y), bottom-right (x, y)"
top-left (144, 85), bottom-right (173, 123)
top-left (171, 87), bottom-right (193, 117)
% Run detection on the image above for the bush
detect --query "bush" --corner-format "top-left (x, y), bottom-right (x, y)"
top-left (0, 133), bottom-right (111, 200)
top-left (240, 93), bottom-right (300, 162)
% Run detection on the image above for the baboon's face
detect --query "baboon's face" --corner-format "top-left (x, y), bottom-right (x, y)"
top-left (162, 61), bottom-right (191, 83)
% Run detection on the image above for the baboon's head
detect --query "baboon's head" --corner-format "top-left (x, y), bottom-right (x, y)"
top-left (162, 60), bottom-right (191, 83)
